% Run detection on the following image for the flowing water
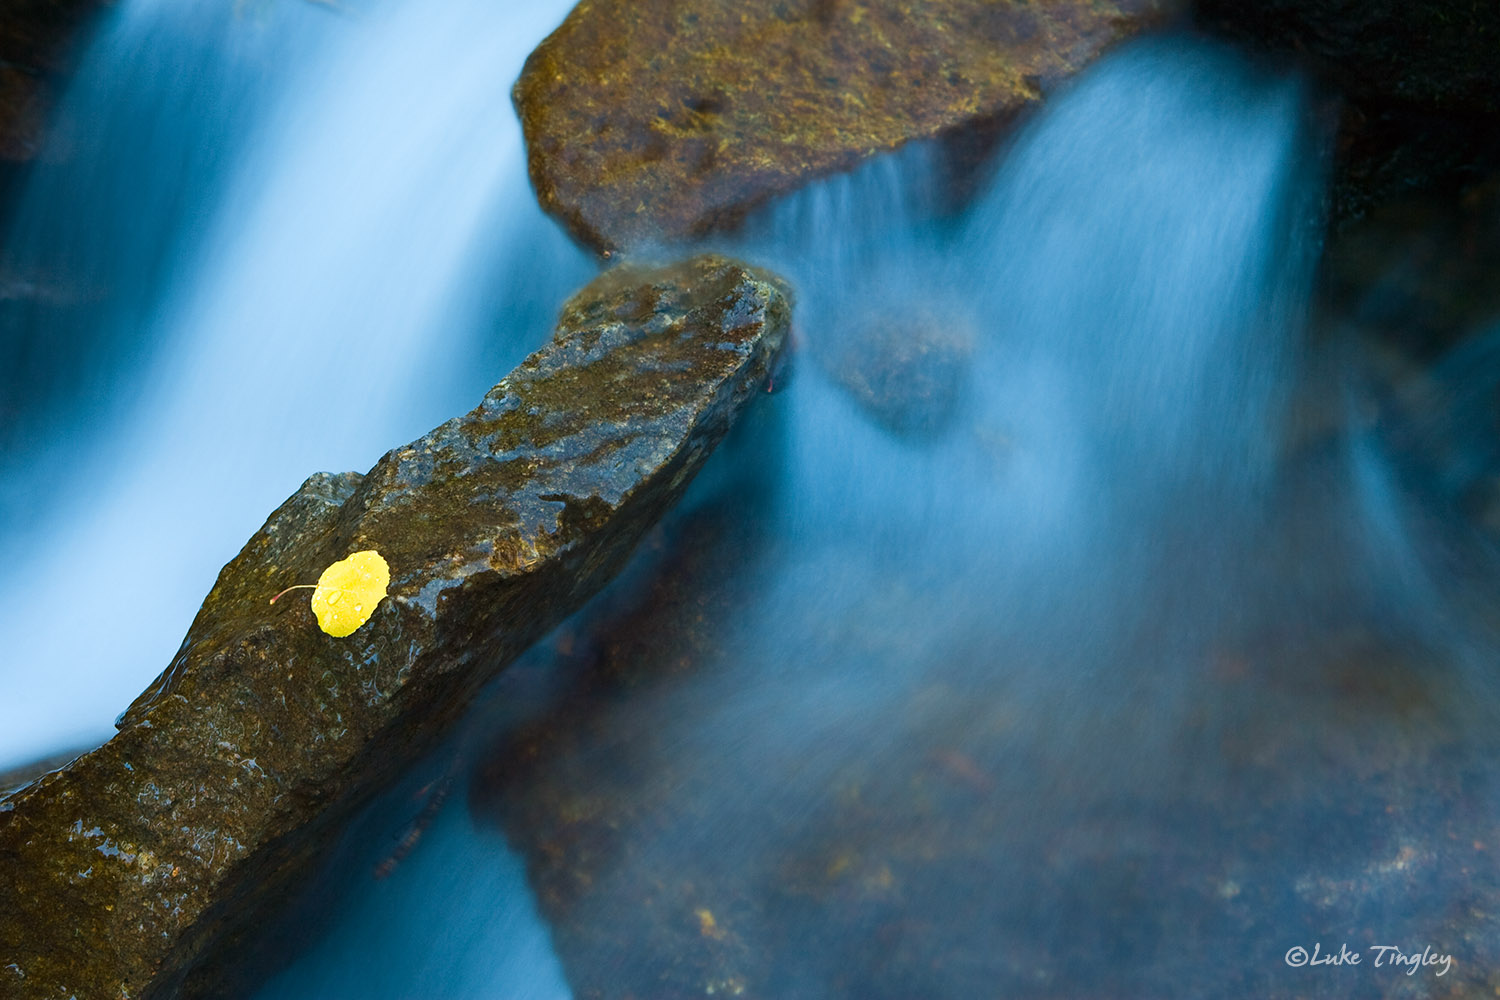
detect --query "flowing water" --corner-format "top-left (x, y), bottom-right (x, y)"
top-left (0, 0), bottom-right (589, 768)
top-left (463, 36), bottom-right (1500, 1000)
top-left (5, 3), bottom-right (1500, 997)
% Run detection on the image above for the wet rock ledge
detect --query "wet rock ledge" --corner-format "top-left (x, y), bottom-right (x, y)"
top-left (0, 254), bottom-right (790, 1000)
top-left (516, 0), bottom-right (1172, 254)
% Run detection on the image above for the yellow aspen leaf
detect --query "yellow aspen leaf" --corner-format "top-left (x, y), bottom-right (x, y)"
top-left (310, 550), bottom-right (389, 637)
top-left (271, 550), bottom-right (390, 637)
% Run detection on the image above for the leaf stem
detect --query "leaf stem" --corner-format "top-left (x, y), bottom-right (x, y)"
top-left (269, 584), bottom-right (318, 605)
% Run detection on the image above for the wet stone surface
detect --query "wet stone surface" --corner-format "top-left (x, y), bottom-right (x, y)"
top-left (813, 303), bottom-right (974, 439)
top-left (0, 254), bottom-right (790, 1000)
top-left (514, 0), bottom-right (1172, 254)
top-left (470, 416), bottom-right (1500, 1000)
top-left (0, 743), bottom-right (94, 796)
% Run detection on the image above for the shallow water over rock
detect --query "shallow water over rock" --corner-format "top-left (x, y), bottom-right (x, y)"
top-left (461, 37), bottom-right (1500, 1000)
top-left (6, 2), bottom-right (1500, 998)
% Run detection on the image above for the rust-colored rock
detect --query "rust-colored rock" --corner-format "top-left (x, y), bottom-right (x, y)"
top-left (515, 0), bottom-right (1173, 254)
top-left (0, 254), bottom-right (790, 1000)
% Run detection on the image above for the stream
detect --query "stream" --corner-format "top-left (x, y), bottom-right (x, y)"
top-left (3, 1), bottom-right (1499, 997)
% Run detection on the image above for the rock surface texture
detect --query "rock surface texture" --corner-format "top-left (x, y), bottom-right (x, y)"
top-left (0, 254), bottom-right (790, 1000)
top-left (515, 0), bottom-right (1172, 255)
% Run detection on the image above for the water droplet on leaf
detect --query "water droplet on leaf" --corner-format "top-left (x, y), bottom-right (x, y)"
top-left (308, 550), bottom-right (390, 637)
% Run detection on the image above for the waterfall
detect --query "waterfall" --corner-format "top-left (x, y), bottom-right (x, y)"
top-left (0, 0), bottom-right (588, 769)
top-left (724, 36), bottom-right (1322, 645)
top-left (463, 35), bottom-right (1500, 999)
top-left (6, 4), bottom-right (1500, 995)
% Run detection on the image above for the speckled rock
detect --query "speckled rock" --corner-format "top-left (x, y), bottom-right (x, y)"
top-left (514, 0), bottom-right (1173, 255)
top-left (0, 254), bottom-right (790, 1000)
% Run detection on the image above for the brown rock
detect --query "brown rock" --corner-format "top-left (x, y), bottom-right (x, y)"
top-left (0, 254), bottom-right (790, 1000)
top-left (515, 0), bottom-right (1174, 255)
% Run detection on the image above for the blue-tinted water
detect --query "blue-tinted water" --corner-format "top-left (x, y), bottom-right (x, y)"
top-left (256, 796), bottom-right (570, 1000)
top-left (467, 34), bottom-right (1500, 1000)
top-left (0, 0), bottom-right (588, 769)
top-left (1, 3), bottom-right (586, 993)
top-left (4, 5), bottom-right (1500, 997)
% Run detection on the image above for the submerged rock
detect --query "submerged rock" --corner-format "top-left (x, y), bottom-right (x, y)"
top-left (515, 0), bottom-right (1172, 254)
top-left (815, 303), bottom-right (974, 439)
top-left (1313, 173), bottom-right (1500, 535)
top-left (471, 443), bottom-right (1500, 1000)
top-left (0, 65), bottom-right (46, 162)
top-left (0, 254), bottom-right (790, 1000)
